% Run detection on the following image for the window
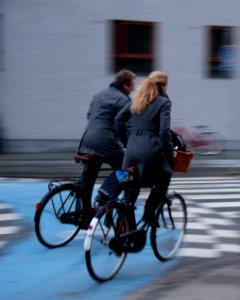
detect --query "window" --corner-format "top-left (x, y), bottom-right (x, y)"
top-left (207, 26), bottom-right (236, 78)
top-left (112, 20), bottom-right (156, 74)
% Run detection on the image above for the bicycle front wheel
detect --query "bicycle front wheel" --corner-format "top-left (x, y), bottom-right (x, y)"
top-left (34, 184), bottom-right (83, 248)
top-left (151, 192), bottom-right (187, 261)
top-left (84, 202), bottom-right (129, 282)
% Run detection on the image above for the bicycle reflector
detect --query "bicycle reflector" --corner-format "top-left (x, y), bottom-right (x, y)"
top-left (35, 202), bottom-right (41, 212)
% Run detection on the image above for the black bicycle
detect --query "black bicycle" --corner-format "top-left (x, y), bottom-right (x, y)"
top-left (84, 169), bottom-right (187, 282)
top-left (34, 153), bottom-right (102, 249)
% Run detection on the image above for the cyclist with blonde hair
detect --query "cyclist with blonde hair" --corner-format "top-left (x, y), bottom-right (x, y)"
top-left (115, 71), bottom-right (175, 227)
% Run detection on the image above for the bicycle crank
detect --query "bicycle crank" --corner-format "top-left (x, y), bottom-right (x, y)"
top-left (109, 228), bottom-right (147, 253)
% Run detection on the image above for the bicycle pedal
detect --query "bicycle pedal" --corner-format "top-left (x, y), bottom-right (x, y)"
top-left (108, 238), bottom-right (122, 256)
top-left (60, 212), bottom-right (82, 225)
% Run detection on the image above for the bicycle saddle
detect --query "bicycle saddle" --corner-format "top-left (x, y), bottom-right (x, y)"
top-left (74, 152), bottom-right (95, 163)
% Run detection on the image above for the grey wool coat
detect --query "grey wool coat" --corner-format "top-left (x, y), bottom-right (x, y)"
top-left (115, 92), bottom-right (174, 187)
top-left (78, 82), bottom-right (131, 157)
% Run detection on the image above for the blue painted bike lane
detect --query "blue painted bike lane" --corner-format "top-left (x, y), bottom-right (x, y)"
top-left (0, 179), bottom-right (180, 300)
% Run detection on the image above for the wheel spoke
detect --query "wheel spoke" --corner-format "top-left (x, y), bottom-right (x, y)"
top-left (151, 193), bottom-right (187, 261)
top-left (35, 184), bottom-right (83, 248)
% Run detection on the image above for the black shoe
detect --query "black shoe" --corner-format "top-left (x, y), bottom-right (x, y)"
top-left (95, 192), bottom-right (110, 205)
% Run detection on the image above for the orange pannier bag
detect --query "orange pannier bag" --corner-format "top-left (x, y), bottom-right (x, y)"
top-left (172, 150), bottom-right (195, 173)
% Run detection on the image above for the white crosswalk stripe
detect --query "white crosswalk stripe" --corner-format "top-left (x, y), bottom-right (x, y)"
top-left (0, 202), bottom-right (23, 250)
top-left (0, 212), bottom-right (23, 221)
top-left (0, 226), bottom-right (21, 235)
top-left (167, 176), bottom-right (240, 258)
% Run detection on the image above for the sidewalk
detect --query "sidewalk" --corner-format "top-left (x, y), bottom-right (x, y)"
top-left (0, 151), bottom-right (240, 178)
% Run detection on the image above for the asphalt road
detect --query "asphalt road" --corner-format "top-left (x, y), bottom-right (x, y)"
top-left (125, 255), bottom-right (240, 300)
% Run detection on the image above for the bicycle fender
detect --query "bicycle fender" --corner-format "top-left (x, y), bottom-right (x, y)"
top-left (84, 217), bottom-right (98, 251)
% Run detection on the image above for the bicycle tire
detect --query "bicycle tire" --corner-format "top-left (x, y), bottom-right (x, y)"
top-left (84, 202), bottom-right (129, 282)
top-left (196, 131), bottom-right (225, 155)
top-left (34, 183), bottom-right (83, 248)
top-left (151, 192), bottom-right (187, 261)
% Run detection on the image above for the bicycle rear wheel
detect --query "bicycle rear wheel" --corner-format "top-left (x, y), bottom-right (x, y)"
top-left (151, 192), bottom-right (187, 261)
top-left (196, 131), bottom-right (225, 155)
top-left (34, 184), bottom-right (83, 248)
top-left (84, 202), bottom-right (129, 282)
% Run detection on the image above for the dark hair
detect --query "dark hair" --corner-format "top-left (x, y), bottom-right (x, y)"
top-left (115, 69), bottom-right (136, 87)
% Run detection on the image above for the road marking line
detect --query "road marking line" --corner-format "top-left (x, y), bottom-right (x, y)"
top-left (172, 188), bottom-right (240, 193)
top-left (0, 213), bottom-right (23, 221)
top-left (172, 176), bottom-right (238, 181)
top-left (199, 217), bottom-right (234, 225)
top-left (204, 202), bottom-right (240, 208)
top-left (178, 248), bottom-right (221, 258)
top-left (188, 207), bottom-right (214, 214)
top-left (0, 226), bottom-right (21, 234)
top-left (171, 180), bottom-right (240, 184)
top-left (219, 211), bottom-right (240, 218)
top-left (185, 194), bottom-right (240, 200)
top-left (215, 244), bottom-right (240, 253)
top-left (184, 234), bottom-right (216, 243)
top-left (172, 184), bottom-right (240, 189)
top-left (186, 222), bottom-right (209, 230)
top-left (0, 203), bottom-right (14, 209)
top-left (209, 229), bottom-right (240, 238)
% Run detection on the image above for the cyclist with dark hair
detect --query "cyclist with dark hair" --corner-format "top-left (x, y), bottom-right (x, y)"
top-left (77, 69), bottom-right (136, 225)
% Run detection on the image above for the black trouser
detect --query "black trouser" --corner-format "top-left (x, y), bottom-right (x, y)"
top-left (144, 175), bottom-right (171, 217)
top-left (125, 174), bottom-right (171, 227)
top-left (124, 183), bottom-right (141, 231)
top-left (79, 152), bottom-right (124, 211)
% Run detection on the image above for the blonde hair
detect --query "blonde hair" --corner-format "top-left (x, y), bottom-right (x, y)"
top-left (131, 71), bottom-right (168, 114)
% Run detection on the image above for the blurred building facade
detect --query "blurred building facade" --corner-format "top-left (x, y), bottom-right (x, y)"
top-left (0, 0), bottom-right (240, 153)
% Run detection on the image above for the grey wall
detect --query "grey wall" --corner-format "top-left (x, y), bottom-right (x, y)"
top-left (1, 0), bottom-right (240, 152)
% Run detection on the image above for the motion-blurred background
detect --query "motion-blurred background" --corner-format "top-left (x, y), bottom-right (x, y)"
top-left (0, 0), bottom-right (239, 154)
